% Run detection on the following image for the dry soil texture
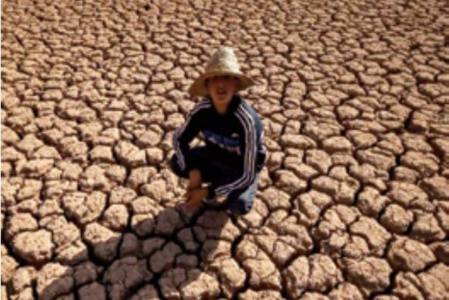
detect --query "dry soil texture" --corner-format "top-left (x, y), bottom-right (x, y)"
top-left (2, 0), bottom-right (449, 299)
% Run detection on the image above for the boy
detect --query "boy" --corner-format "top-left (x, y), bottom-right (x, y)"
top-left (170, 46), bottom-right (266, 216)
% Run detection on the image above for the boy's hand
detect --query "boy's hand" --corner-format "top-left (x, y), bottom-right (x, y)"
top-left (188, 169), bottom-right (202, 191)
top-left (184, 188), bottom-right (209, 209)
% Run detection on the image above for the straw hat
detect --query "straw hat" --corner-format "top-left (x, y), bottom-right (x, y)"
top-left (188, 46), bottom-right (255, 97)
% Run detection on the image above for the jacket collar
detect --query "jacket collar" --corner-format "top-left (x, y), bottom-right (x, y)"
top-left (206, 94), bottom-right (241, 116)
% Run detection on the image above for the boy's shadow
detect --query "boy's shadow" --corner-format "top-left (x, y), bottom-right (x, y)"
top-left (35, 200), bottom-right (237, 300)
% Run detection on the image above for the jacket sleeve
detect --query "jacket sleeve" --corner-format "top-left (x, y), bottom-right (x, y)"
top-left (172, 102), bottom-right (209, 172)
top-left (206, 105), bottom-right (258, 199)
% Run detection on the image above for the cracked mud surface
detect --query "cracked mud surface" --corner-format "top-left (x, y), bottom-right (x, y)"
top-left (2, 0), bottom-right (449, 299)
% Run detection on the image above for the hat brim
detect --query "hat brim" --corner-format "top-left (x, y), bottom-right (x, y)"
top-left (188, 71), bottom-right (254, 97)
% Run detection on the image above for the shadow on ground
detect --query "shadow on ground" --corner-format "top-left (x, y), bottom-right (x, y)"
top-left (18, 201), bottom-right (237, 300)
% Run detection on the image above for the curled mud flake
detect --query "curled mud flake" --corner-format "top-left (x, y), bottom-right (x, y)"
top-left (177, 228), bottom-right (199, 252)
top-left (149, 242), bottom-right (182, 273)
top-left (401, 151), bottom-right (439, 177)
top-left (175, 254), bottom-right (198, 269)
top-left (101, 204), bottom-right (129, 231)
top-left (0, 147), bottom-right (23, 163)
top-left (16, 159), bottom-right (54, 178)
top-left (31, 145), bottom-right (62, 160)
top-left (79, 282), bottom-right (107, 300)
top-left (346, 257), bottom-right (392, 297)
top-left (295, 190), bottom-right (333, 228)
top-left (387, 181), bottom-right (433, 212)
top-left (313, 205), bottom-right (360, 243)
top-left (195, 210), bottom-right (239, 243)
top-left (103, 256), bottom-right (153, 300)
top-left (387, 237), bottom-right (436, 272)
top-left (62, 191), bottom-right (107, 226)
top-left (1, 249), bottom-right (18, 284)
top-left (136, 129), bottom-right (163, 148)
top-left (236, 238), bottom-right (282, 290)
top-left (340, 235), bottom-right (370, 260)
top-left (2, 126), bottom-right (20, 144)
top-left (254, 226), bottom-right (312, 267)
top-left (349, 216), bottom-right (391, 256)
top-left (74, 261), bottom-right (100, 287)
top-left (79, 165), bottom-right (112, 193)
top-left (302, 121), bottom-right (343, 142)
top-left (328, 282), bottom-right (363, 300)
top-left (201, 239), bottom-right (232, 265)
top-left (380, 204), bottom-right (413, 234)
top-left (416, 264), bottom-right (449, 299)
top-left (90, 145), bottom-right (115, 163)
top-left (113, 140), bottom-right (147, 168)
top-left (127, 167), bottom-right (157, 190)
top-left (154, 207), bottom-right (183, 236)
top-left (83, 222), bottom-right (121, 263)
top-left (58, 161), bottom-right (83, 181)
top-left (322, 136), bottom-right (353, 154)
top-left (349, 163), bottom-right (388, 189)
top-left (59, 139), bottom-right (89, 162)
top-left (36, 263), bottom-right (74, 300)
top-left (12, 229), bottom-right (54, 264)
top-left (145, 147), bottom-right (164, 166)
top-left (305, 149), bottom-right (333, 174)
top-left (356, 148), bottom-right (396, 171)
top-left (420, 176), bottom-right (449, 200)
top-left (308, 254), bottom-right (343, 293)
top-left (283, 256), bottom-right (309, 299)
top-left (131, 204), bottom-right (160, 238)
top-left (357, 186), bottom-right (391, 218)
top-left (119, 233), bottom-right (141, 257)
top-left (141, 237), bottom-right (165, 258)
top-left (410, 212), bottom-right (446, 243)
top-left (45, 216), bottom-right (81, 250)
top-left (158, 268), bottom-right (187, 299)
top-left (140, 178), bottom-right (167, 202)
top-left (285, 159), bottom-right (319, 181)
top-left (179, 269), bottom-right (220, 300)
top-left (430, 242), bottom-right (449, 264)
top-left (209, 258), bottom-right (246, 298)
top-left (109, 186), bottom-right (137, 206)
top-left (54, 238), bottom-right (89, 266)
top-left (347, 131), bottom-right (377, 149)
top-left (311, 175), bottom-right (341, 196)
top-left (393, 166), bottom-right (420, 183)
top-left (15, 134), bottom-right (44, 155)
top-left (392, 272), bottom-right (425, 300)
top-left (280, 134), bottom-right (317, 149)
top-left (11, 266), bottom-right (36, 295)
top-left (5, 213), bottom-right (39, 241)
top-left (266, 151), bottom-right (285, 172)
top-left (273, 169), bottom-right (307, 195)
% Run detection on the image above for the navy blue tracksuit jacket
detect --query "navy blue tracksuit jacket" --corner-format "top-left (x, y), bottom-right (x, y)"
top-left (172, 95), bottom-right (266, 199)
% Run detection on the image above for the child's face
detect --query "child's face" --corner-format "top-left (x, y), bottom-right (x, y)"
top-left (205, 75), bottom-right (240, 109)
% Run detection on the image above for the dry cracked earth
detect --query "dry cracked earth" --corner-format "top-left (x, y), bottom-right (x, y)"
top-left (1, 0), bottom-right (449, 299)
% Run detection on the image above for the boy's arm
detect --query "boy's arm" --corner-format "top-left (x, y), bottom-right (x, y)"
top-left (173, 102), bottom-right (210, 172)
top-left (205, 105), bottom-right (258, 200)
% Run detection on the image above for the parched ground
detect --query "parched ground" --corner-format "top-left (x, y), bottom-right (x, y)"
top-left (1, 0), bottom-right (449, 299)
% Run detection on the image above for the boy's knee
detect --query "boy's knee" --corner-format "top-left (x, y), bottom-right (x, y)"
top-left (227, 196), bottom-right (253, 216)
top-left (169, 154), bottom-right (187, 178)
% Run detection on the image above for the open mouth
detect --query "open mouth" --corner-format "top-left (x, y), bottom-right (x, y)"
top-left (217, 89), bottom-right (227, 96)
